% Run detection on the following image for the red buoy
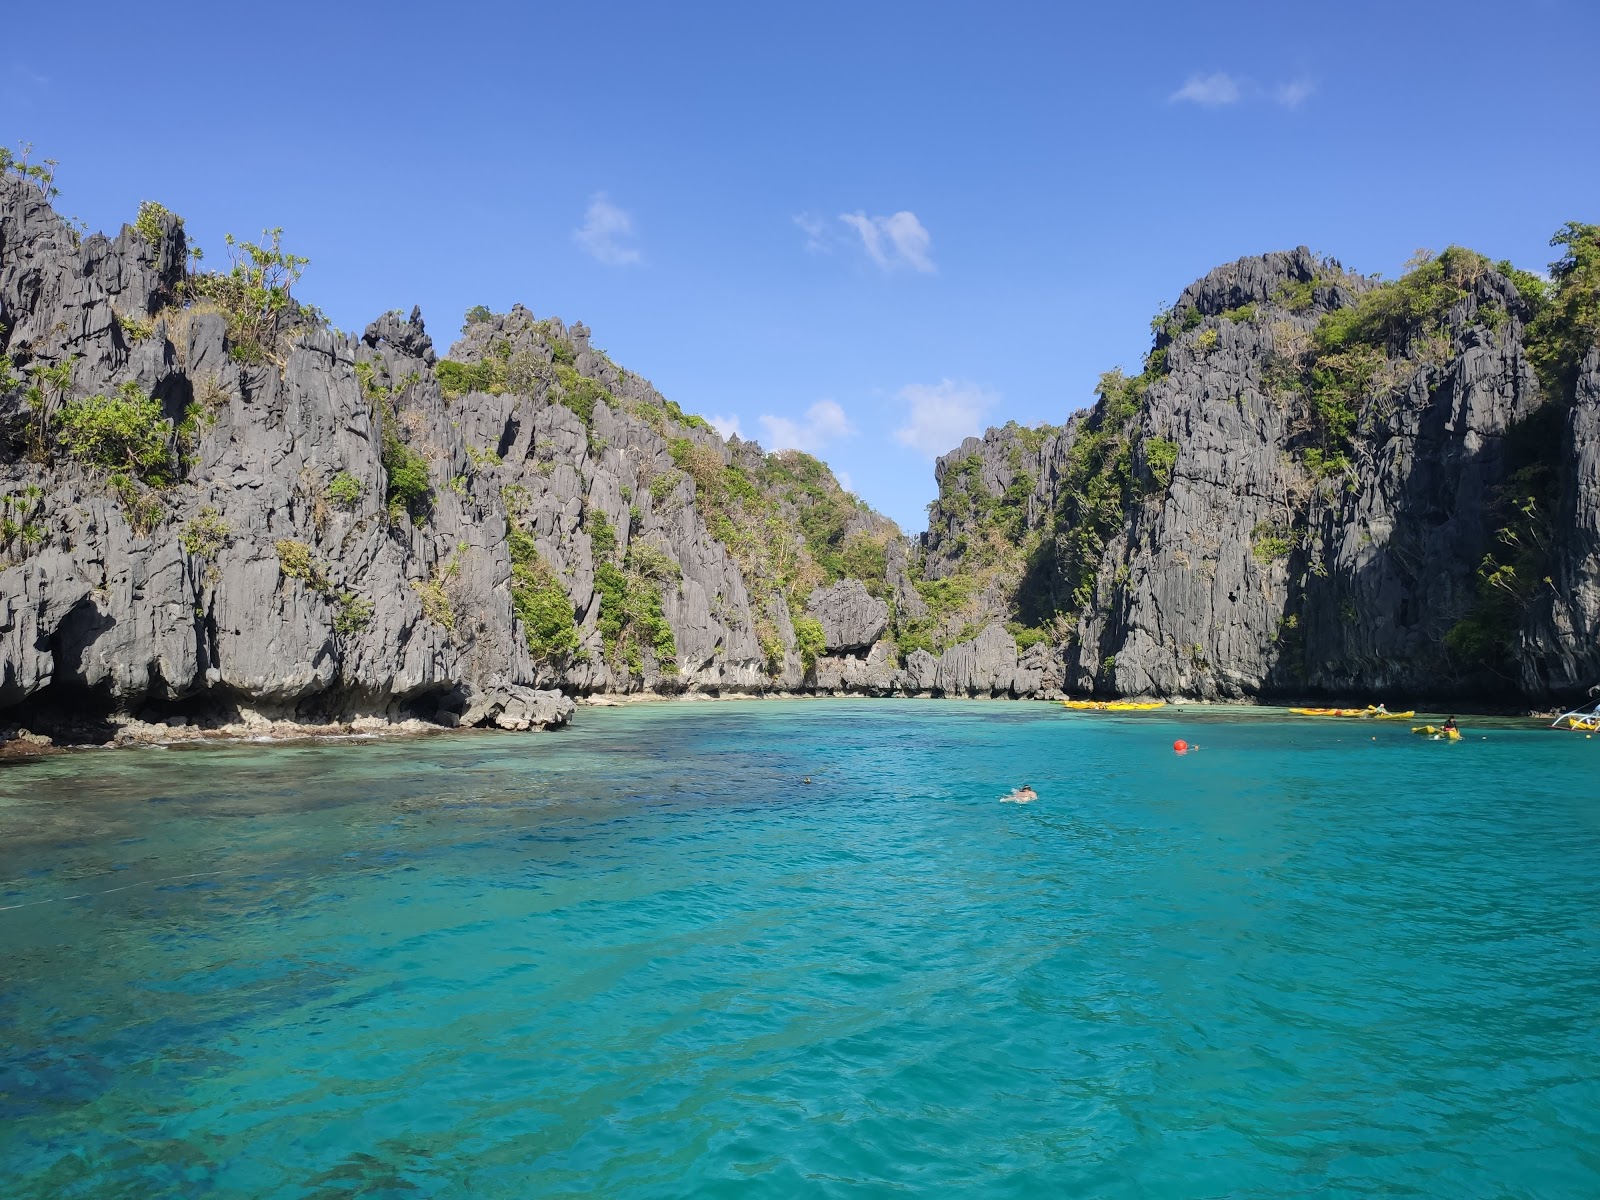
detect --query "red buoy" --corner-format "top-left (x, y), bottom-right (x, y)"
top-left (1173, 739), bottom-right (1188, 753)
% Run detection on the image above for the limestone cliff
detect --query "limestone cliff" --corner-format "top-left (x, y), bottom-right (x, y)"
top-left (3, 165), bottom-right (1595, 733)
top-left (0, 172), bottom-right (937, 733)
top-left (912, 240), bottom-right (1600, 705)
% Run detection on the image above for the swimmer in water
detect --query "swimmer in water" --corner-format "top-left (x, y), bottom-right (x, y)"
top-left (1000, 784), bottom-right (1038, 804)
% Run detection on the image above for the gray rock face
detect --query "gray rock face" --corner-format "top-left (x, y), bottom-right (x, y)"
top-left (1069, 258), bottom-right (1561, 701)
top-left (813, 640), bottom-right (897, 693)
top-left (934, 624), bottom-right (1027, 697)
top-left (449, 682), bottom-right (575, 731)
top-left (901, 648), bottom-right (939, 692)
top-left (363, 305), bottom-right (436, 365)
top-left (916, 247), bottom-right (1600, 704)
top-left (1171, 246), bottom-right (1367, 321)
top-left (807, 579), bottom-right (888, 652)
top-left (1526, 347), bottom-right (1600, 693)
top-left (924, 423), bottom-right (1063, 590)
top-left (0, 176), bottom-right (898, 733)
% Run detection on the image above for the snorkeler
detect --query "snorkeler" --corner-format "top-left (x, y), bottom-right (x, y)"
top-left (1000, 784), bottom-right (1038, 804)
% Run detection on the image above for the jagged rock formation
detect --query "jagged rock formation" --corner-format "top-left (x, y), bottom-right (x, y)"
top-left (0, 173), bottom-right (1017, 735)
top-left (2, 166), bottom-right (1595, 733)
top-left (446, 682), bottom-right (576, 731)
top-left (807, 579), bottom-right (888, 652)
top-left (916, 241), bottom-right (1600, 704)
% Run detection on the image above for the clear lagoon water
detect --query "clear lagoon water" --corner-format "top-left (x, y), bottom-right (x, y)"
top-left (1, 699), bottom-right (1597, 1198)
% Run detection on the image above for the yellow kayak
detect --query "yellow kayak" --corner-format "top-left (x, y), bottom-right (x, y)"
top-left (1412, 725), bottom-right (1461, 741)
top-left (1567, 715), bottom-right (1600, 731)
top-left (1290, 706), bottom-right (1413, 719)
top-left (1062, 700), bottom-right (1164, 710)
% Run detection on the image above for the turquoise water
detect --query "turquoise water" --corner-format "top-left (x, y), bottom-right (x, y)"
top-left (1, 700), bottom-right (1597, 1198)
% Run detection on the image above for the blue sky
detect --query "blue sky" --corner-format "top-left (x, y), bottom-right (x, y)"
top-left (9, 0), bottom-right (1598, 531)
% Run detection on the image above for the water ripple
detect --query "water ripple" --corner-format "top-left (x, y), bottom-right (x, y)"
top-left (1, 701), bottom-right (1597, 1197)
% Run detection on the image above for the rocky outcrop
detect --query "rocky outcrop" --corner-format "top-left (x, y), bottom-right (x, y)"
top-left (0, 726), bottom-right (58, 759)
top-left (902, 648), bottom-right (939, 692)
top-left (934, 625), bottom-right (1036, 697)
top-left (813, 640), bottom-right (897, 693)
top-left (807, 579), bottom-right (889, 652)
top-left (447, 682), bottom-right (575, 731)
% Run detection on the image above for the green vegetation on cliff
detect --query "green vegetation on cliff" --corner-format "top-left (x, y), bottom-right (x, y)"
top-left (55, 384), bottom-right (177, 485)
top-left (664, 437), bottom-right (890, 673)
top-left (354, 362), bottom-right (432, 524)
top-left (1051, 368), bottom-right (1159, 614)
top-left (1445, 222), bottom-right (1600, 675)
top-left (594, 558), bottom-right (676, 676)
top-left (1526, 222), bottom-right (1600, 401)
top-left (579, 507), bottom-right (677, 676)
top-left (508, 526), bottom-right (581, 664)
top-left (184, 230), bottom-right (310, 365)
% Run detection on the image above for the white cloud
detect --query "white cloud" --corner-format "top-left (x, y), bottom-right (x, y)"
top-left (838, 210), bottom-right (935, 273)
top-left (758, 399), bottom-right (856, 452)
top-left (1170, 72), bottom-right (1241, 106)
top-left (794, 212), bottom-right (831, 254)
top-left (893, 380), bottom-right (998, 457)
top-left (1170, 72), bottom-right (1317, 110)
top-left (709, 413), bottom-right (743, 440)
top-left (573, 192), bottom-right (641, 266)
top-left (835, 470), bottom-right (855, 495)
top-left (1273, 77), bottom-right (1316, 109)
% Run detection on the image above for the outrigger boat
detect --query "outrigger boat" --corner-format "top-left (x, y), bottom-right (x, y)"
top-left (1551, 698), bottom-right (1600, 732)
top-left (1289, 706), bottom-right (1416, 719)
top-left (1060, 699), bottom-right (1166, 712)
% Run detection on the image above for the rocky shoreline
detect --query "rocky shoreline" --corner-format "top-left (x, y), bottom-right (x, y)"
top-left (4, 679), bottom-right (1570, 762)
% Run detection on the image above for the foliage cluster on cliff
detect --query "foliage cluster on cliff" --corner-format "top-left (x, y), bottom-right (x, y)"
top-left (1444, 223), bottom-right (1600, 675)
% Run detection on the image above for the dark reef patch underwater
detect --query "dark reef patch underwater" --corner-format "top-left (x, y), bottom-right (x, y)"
top-left (2, 700), bottom-right (1597, 1197)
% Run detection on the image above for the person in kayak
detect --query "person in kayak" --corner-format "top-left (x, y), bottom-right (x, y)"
top-left (1442, 716), bottom-right (1457, 732)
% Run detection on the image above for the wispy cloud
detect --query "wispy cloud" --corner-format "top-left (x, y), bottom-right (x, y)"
top-left (1273, 77), bottom-right (1316, 109)
top-left (835, 470), bottom-right (855, 495)
top-left (1170, 72), bottom-right (1242, 107)
top-left (758, 399), bottom-right (856, 452)
top-left (1170, 72), bottom-right (1316, 110)
top-left (838, 210), bottom-right (935, 273)
top-left (709, 413), bottom-right (743, 440)
top-left (893, 380), bottom-right (998, 457)
top-left (793, 212), bottom-right (831, 255)
top-left (573, 192), bottom-right (641, 265)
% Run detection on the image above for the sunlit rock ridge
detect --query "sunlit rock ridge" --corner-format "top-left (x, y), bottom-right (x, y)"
top-left (1, 169), bottom-right (1596, 734)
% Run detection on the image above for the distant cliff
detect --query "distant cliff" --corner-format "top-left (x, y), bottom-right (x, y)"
top-left (2, 163), bottom-right (1596, 738)
top-left (917, 239), bottom-right (1600, 704)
